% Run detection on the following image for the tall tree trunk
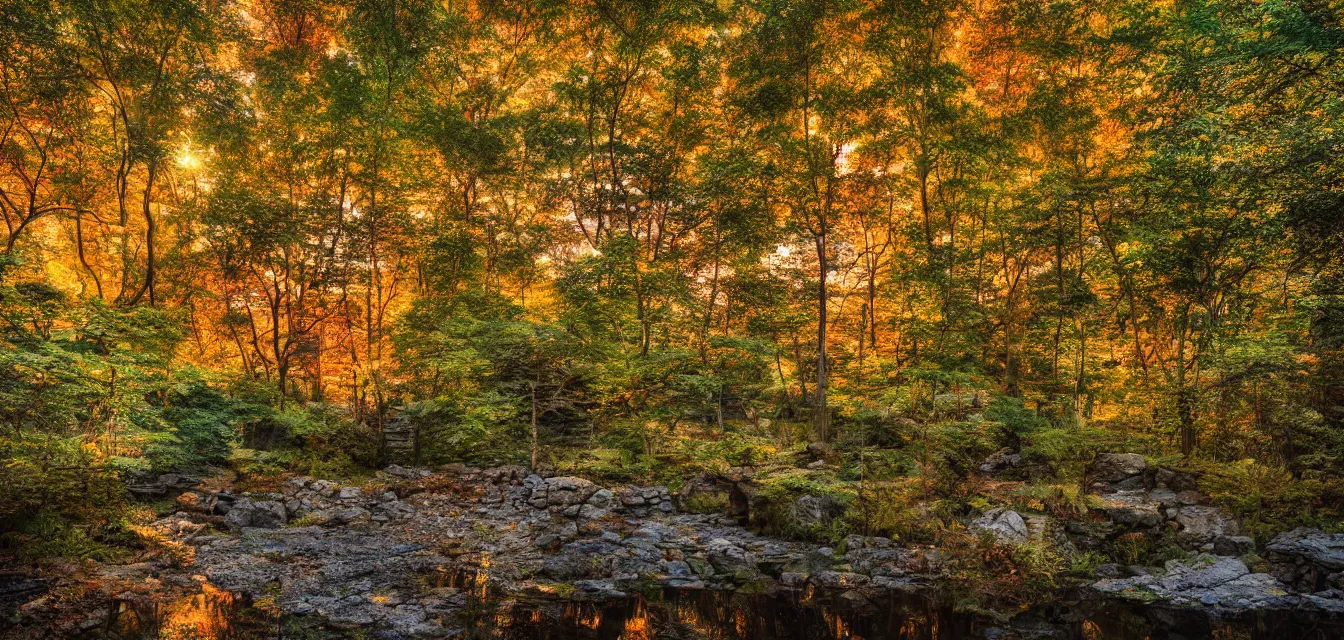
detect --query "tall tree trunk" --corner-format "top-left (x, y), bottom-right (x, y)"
top-left (1176, 307), bottom-right (1196, 455)
top-left (530, 380), bottom-right (539, 470)
top-left (815, 232), bottom-right (829, 442)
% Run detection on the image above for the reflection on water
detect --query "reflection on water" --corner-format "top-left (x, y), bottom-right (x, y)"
top-left (471, 590), bottom-right (1344, 640)
top-left (94, 578), bottom-right (1344, 640)
top-left (101, 584), bottom-right (274, 640)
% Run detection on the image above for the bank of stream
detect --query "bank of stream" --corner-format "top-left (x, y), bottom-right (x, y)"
top-left (7, 463), bottom-right (1344, 639)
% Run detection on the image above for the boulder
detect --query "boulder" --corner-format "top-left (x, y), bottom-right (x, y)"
top-left (1105, 505), bottom-right (1165, 529)
top-left (1214, 535), bottom-right (1256, 557)
top-left (383, 464), bottom-right (430, 479)
top-left (1267, 528), bottom-right (1344, 592)
top-left (706, 538), bottom-right (758, 575)
top-left (663, 560), bottom-right (692, 578)
top-left (536, 476), bottom-right (600, 507)
top-left (540, 540), bottom-right (622, 579)
top-left (313, 506), bottom-right (371, 526)
top-left (970, 508), bottom-right (1029, 544)
top-left (978, 449), bottom-right (1022, 475)
top-left (1093, 556), bottom-right (1295, 609)
top-left (789, 494), bottom-right (844, 528)
top-left (1175, 505), bottom-right (1240, 543)
top-left (586, 488), bottom-right (614, 509)
top-left (484, 465), bottom-right (528, 485)
top-left (1092, 453), bottom-right (1148, 483)
top-left (1154, 467), bottom-right (1201, 492)
top-left (224, 499), bottom-right (287, 529)
top-left (810, 571), bottom-right (871, 589)
top-left (1268, 528), bottom-right (1344, 571)
top-left (805, 442), bottom-right (832, 460)
top-left (125, 472), bottom-right (202, 498)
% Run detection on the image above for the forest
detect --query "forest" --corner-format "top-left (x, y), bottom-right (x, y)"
top-left (2, 0), bottom-right (1344, 636)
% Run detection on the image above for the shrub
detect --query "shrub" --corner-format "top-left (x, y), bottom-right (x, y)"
top-left (683, 492), bottom-right (730, 514)
top-left (749, 472), bottom-right (854, 543)
top-left (1196, 458), bottom-right (1344, 539)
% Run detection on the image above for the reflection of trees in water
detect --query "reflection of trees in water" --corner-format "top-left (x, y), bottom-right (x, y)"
top-left (109, 584), bottom-right (267, 640)
top-left (97, 578), bottom-right (1344, 639)
top-left (471, 589), bottom-right (957, 639)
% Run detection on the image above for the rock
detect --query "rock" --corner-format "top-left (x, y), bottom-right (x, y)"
top-left (337, 487), bottom-right (363, 500)
top-left (1267, 528), bottom-right (1344, 592)
top-left (534, 534), bottom-right (559, 548)
top-left (664, 560), bottom-right (692, 577)
top-left (810, 571), bottom-right (870, 589)
top-left (586, 488), bottom-right (614, 509)
top-left (805, 442), bottom-right (832, 459)
top-left (537, 477), bottom-right (600, 507)
top-left (1161, 557), bottom-right (1253, 592)
top-left (1175, 490), bottom-right (1207, 505)
top-left (1214, 536), bottom-right (1256, 557)
top-left (1105, 505), bottom-right (1165, 529)
top-left (790, 494), bottom-right (844, 528)
top-left (175, 491), bottom-right (209, 513)
top-left (1154, 467), bottom-right (1201, 492)
top-left (1092, 453), bottom-right (1148, 483)
top-left (540, 540), bottom-right (622, 579)
top-left (1094, 563), bottom-right (1122, 578)
top-left (978, 449), bottom-right (1022, 475)
top-left (1268, 528), bottom-right (1344, 571)
top-left (557, 521), bottom-right (579, 538)
top-left (577, 504), bottom-right (608, 520)
top-left (1148, 488), bottom-right (1180, 508)
top-left (125, 472), bottom-right (202, 498)
top-left (621, 494), bottom-right (646, 506)
top-left (1112, 475), bottom-right (1146, 490)
top-left (310, 480), bottom-right (338, 496)
top-left (706, 538), bottom-right (757, 575)
top-left (224, 499), bottom-right (287, 529)
top-left (483, 465), bottom-right (528, 485)
top-left (1175, 506), bottom-right (1240, 543)
top-left (970, 508), bottom-right (1029, 544)
top-left (383, 464), bottom-right (429, 480)
top-left (306, 506), bottom-right (371, 526)
top-left (1093, 556), bottom-right (1294, 609)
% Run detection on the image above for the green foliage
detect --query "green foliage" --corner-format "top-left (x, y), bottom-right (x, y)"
top-left (145, 383), bottom-right (261, 470)
top-left (984, 395), bottom-right (1048, 437)
top-left (749, 471), bottom-right (855, 543)
top-left (1069, 551), bottom-right (1110, 577)
top-left (683, 492), bottom-right (730, 514)
top-left (1010, 484), bottom-right (1101, 520)
top-left (1198, 459), bottom-right (1344, 539)
top-left (1, 511), bottom-right (125, 562)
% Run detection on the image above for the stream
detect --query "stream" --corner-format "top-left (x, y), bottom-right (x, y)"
top-left (90, 580), bottom-right (1344, 639)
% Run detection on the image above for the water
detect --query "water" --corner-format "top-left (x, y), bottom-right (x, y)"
top-left (91, 581), bottom-right (1344, 639)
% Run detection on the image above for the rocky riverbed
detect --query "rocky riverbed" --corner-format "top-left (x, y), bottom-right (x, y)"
top-left (7, 459), bottom-right (1344, 638)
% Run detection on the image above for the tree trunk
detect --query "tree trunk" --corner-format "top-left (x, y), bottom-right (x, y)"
top-left (1177, 307), bottom-right (1196, 455)
top-left (815, 232), bottom-right (829, 442)
top-left (530, 380), bottom-right (539, 470)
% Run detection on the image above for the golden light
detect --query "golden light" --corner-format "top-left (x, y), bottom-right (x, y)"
top-left (176, 143), bottom-right (200, 170)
